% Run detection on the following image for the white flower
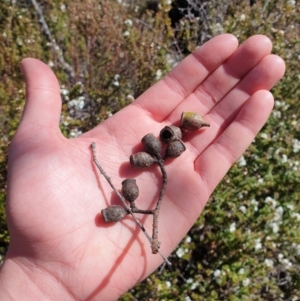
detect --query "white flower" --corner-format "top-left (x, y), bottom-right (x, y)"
top-left (255, 239), bottom-right (262, 251)
top-left (214, 269), bottom-right (221, 277)
top-left (250, 198), bottom-right (259, 211)
top-left (238, 268), bottom-right (245, 274)
top-left (124, 19), bottom-right (133, 27)
top-left (292, 243), bottom-right (300, 255)
top-left (269, 222), bottom-right (279, 233)
top-left (69, 128), bottom-right (82, 138)
top-left (155, 69), bottom-right (163, 80)
top-left (282, 258), bottom-right (292, 268)
top-left (265, 258), bottom-right (274, 267)
top-left (274, 206), bottom-right (284, 221)
top-left (176, 247), bottom-right (185, 258)
top-left (242, 278), bottom-right (250, 286)
top-left (185, 236), bottom-right (192, 243)
top-left (229, 222), bottom-right (236, 233)
top-left (60, 3), bottom-right (66, 11)
top-left (48, 61), bottom-right (54, 68)
top-left (68, 97), bottom-right (85, 110)
top-left (123, 30), bottom-right (130, 37)
top-left (291, 212), bottom-right (300, 221)
top-left (260, 132), bottom-right (268, 139)
top-left (112, 75), bottom-right (120, 86)
top-left (238, 156), bottom-right (247, 167)
top-left (60, 88), bottom-right (69, 96)
top-left (272, 110), bottom-right (282, 119)
top-left (286, 204), bottom-right (294, 211)
top-left (239, 205), bottom-right (247, 214)
top-left (126, 94), bottom-right (134, 102)
top-left (265, 196), bottom-right (277, 208)
top-left (281, 154), bottom-right (288, 163)
top-left (165, 281), bottom-right (171, 288)
top-left (278, 253), bottom-right (284, 261)
top-left (250, 198), bottom-right (258, 205)
top-left (190, 281), bottom-right (199, 290)
top-left (213, 22), bottom-right (224, 34)
top-left (258, 178), bottom-right (264, 184)
top-left (185, 296), bottom-right (192, 301)
top-left (240, 14), bottom-right (246, 21)
top-left (17, 37), bottom-right (22, 46)
top-left (288, 0), bottom-right (296, 6)
top-left (292, 139), bottom-right (300, 153)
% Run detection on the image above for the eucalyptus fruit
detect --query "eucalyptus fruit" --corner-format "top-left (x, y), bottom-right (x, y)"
top-left (121, 178), bottom-right (139, 203)
top-left (165, 139), bottom-right (186, 158)
top-left (101, 205), bottom-right (128, 223)
top-left (130, 152), bottom-right (157, 168)
top-left (141, 133), bottom-right (162, 158)
top-left (160, 125), bottom-right (182, 143)
top-left (181, 111), bottom-right (210, 131)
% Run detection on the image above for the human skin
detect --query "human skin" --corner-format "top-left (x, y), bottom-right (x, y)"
top-left (0, 34), bottom-right (285, 300)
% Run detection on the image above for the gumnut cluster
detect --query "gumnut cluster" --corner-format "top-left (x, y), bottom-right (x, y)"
top-left (98, 111), bottom-right (210, 254)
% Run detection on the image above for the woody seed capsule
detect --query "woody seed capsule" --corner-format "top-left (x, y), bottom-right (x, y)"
top-left (181, 111), bottom-right (210, 131)
top-left (130, 152), bottom-right (157, 168)
top-left (165, 139), bottom-right (186, 158)
top-left (141, 133), bottom-right (162, 158)
top-left (121, 178), bottom-right (139, 203)
top-left (160, 125), bottom-right (182, 143)
top-left (101, 205), bottom-right (128, 223)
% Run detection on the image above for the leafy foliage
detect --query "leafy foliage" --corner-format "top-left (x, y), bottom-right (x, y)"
top-left (0, 0), bottom-right (299, 299)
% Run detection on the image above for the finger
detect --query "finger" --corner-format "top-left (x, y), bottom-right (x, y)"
top-left (180, 54), bottom-right (285, 156)
top-left (194, 35), bottom-right (273, 108)
top-left (132, 34), bottom-right (239, 121)
top-left (167, 35), bottom-right (274, 122)
top-left (18, 58), bottom-right (62, 134)
top-left (195, 90), bottom-right (274, 196)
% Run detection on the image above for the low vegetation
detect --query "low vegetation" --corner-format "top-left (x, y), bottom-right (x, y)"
top-left (0, 0), bottom-right (299, 299)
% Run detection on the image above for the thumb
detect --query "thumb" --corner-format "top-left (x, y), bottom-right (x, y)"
top-left (16, 58), bottom-right (62, 138)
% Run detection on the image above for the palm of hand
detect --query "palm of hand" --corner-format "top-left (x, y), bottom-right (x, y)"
top-left (5, 34), bottom-right (284, 300)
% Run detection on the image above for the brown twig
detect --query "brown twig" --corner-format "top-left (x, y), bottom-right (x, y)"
top-left (130, 202), bottom-right (154, 215)
top-left (29, 0), bottom-right (75, 81)
top-left (91, 142), bottom-right (171, 266)
top-left (151, 159), bottom-right (168, 254)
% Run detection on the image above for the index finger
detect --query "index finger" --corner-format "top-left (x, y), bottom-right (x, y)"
top-left (133, 34), bottom-right (239, 121)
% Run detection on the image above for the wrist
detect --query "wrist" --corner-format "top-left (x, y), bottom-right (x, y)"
top-left (0, 256), bottom-right (75, 301)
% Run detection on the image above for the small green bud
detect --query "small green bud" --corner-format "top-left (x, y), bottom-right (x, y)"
top-left (181, 111), bottom-right (210, 131)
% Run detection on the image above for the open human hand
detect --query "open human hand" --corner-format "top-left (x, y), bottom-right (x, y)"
top-left (0, 34), bottom-right (285, 301)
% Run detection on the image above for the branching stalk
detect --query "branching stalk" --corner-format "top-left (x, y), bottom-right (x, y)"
top-left (91, 142), bottom-right (171, 266)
